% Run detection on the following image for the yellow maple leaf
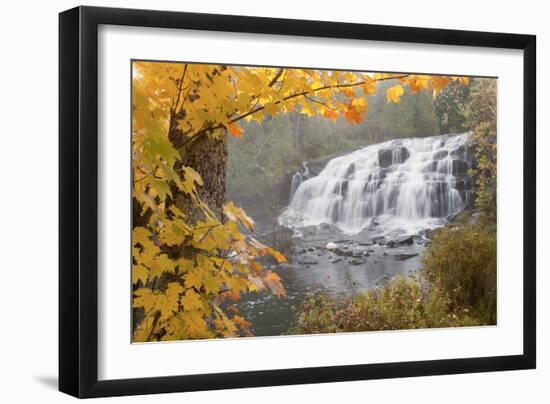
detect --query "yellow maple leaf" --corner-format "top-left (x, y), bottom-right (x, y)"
top-left (407, 75), bottom-right (430, 93)
top-left (223, 201), bottom-right (255, 230)
top-left (133, 288), bottom-right (156, 313)
top-left (132, 315), bottom-right (156, 342)
top-left (149, 254), bottom-right (176, 279)
top-left (132, 263), bottom-right (148, 285)
top-left (182, 289), bottom-right (203, 312)
top-left (263, 102), bottom-right (279, 114)
top-left (266, 247), bottom-right (287, 263)
top-left (185, 269), bottom-right (203, 290)
top-left (386, 85), bottom-right (405, 103)
top-left (361, 79), bottom-right (377, 95)
top-left (160, 221), bottom-right (187, 246)
top-left (182, 166), bottom-right (203, 187)
top-left (158, 282), bottom-right (184, 320)
top-left (177, 258), bottom-right (194, 273)
top-left (203, 273), bottom-right (221, 294)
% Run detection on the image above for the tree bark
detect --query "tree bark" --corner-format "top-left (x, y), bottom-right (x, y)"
top-left (172, 130), bottom-right (228, 223)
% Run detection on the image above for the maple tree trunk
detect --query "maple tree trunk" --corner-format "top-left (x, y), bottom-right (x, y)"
top-left (173, 133), bottom-right (228, 222)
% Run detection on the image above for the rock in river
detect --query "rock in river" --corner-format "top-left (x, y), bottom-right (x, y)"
top-left (378, 146), bottom-right (410, 168)
top-left (298, 260), bottom-right (319, 265)
top-left (326, 242), bottom-right (338, 250)
top-left (391, 253), bottom-right (419, 261)
top-left (334, 248), bottom-right (354, 257)
top-left (387, 235), bottom-right (415, 248)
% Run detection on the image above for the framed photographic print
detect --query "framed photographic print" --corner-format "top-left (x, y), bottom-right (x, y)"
top-left (59, 6), bottom-right (536, 398)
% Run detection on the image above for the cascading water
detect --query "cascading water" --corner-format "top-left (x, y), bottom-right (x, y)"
top-left (289, 162), bottom-right (311, 203)
top-left (289, 172), bottom-right (302, 203)
top-left (280, 133), bottom-right (473, 234)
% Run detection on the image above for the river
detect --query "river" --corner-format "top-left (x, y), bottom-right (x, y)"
top-left (234, 133), bottom-right (473, 336)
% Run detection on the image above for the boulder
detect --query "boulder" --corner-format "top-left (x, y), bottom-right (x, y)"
top-left (325, 242), bottom-right (338, 250)
top-left (298, 260), bottom-right (319, 265)
top-left (318, 223), bottom-right (342, 233)
top-left (359, 221), bottom-right (379, 236)
top-left (344, 163), bottom-right (355, 179)
top-left (334, 248), bottom-right (353, 257)
top-left (396, 147), bottom-right (410, 164)
top-left (417, 229), bottom-right (433, 239)
top-left (422, 160), bottom-right (439, 173)
top-left (378, 147), bottom-right (410, 168)
top-left (454, 178), bottom-right (473, 191)
top-left (392, 253), bottom-right (419, 261)
top-left (378, 149), bottom-right (393, 168)
top-left (340, 180), bottom-right (349, 198)
top-left (301, 225), bottom-right (318, 237)
top-left (446, 212), bottom-right (460, 222)
top-left (454, 179), bottom-right (467, 191)
top-left (451, 159), bottom-right (469, 177)
top-left (450, 145), bottom-right (466, 159)
top-left (433, 150), bottom-right (448, 160)
top-left (387, 235), bottom-right (415, 248)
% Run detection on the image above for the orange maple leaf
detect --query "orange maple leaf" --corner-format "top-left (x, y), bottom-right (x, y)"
top-left (227, 123), bottom-right (244, 137)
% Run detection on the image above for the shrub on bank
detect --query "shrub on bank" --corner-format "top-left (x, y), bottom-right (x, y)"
top-left (289, 275), bottom-right (479, 335)
top-left (424, 220), bottom-right (497, 324)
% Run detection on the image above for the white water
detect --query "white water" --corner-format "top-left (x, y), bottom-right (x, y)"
top-left (280, 133), bottom-right (471, 234)
top-left (289, 162), bottom-right (311, 203)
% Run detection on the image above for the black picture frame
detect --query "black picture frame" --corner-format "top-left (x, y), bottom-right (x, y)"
top-left (59, 5), bottom-right (536, 398)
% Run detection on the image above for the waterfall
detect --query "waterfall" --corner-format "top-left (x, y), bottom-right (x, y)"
top-left (280, 133), bottom-right (473, 234)
top-left (289, 171), bottom-right (302, 203)
top-left (289, 162), bottom-right (312, 203)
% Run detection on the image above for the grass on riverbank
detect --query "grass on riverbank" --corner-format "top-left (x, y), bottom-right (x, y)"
top-left (288, 217), bottom-right (497, 335)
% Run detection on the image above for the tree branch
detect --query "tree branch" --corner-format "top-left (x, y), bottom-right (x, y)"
top-left (171, 64), bottom-right (188, 116)
top-left (146, 311), bottom-right (161, 342)
top-left (228, 74), bottom-right (410, 125)
top-left (267, 68), bottom-right (284, 88)
top-left (176, 73), bottom-right (410, 152)
top-left (304, 94), bottom-right (335, 110)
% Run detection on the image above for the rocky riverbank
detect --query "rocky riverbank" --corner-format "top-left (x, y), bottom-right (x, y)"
top-left (234, 219), bottom-right (434, 336)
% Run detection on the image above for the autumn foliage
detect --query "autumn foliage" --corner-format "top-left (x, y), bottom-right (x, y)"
top-left (131, 61), bottom-right (466, 342)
